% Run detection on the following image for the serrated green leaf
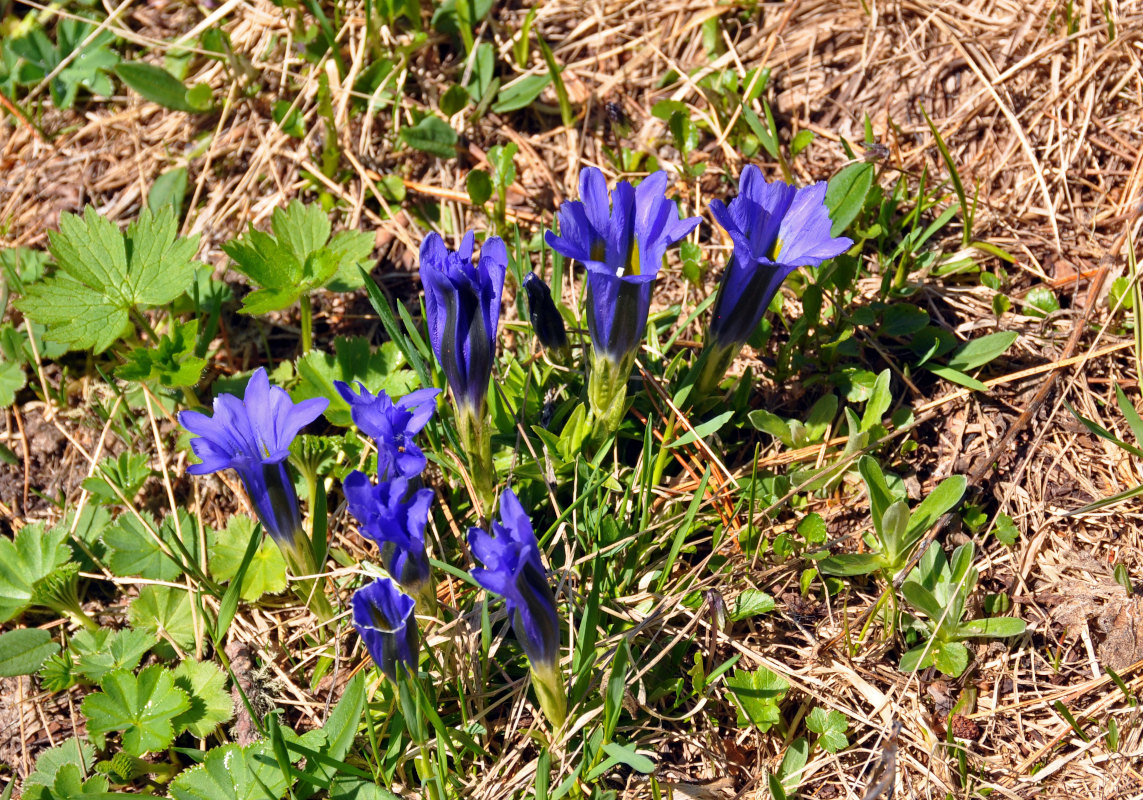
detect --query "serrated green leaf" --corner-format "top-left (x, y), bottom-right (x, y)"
top-left (25, 737), bottom-right (95, 788)
top-left (208, 517), bottom-right (287, 602)
top-left (116, 318), bottom-right (206, 388)
top-left (81, 452), bottom-right (152, 505)
top-left (0, 628), bottom-right (57, 676)
top-left (28, 762), bottom-right (113, 799)
top-left (101, 510), bottom-right (192, 581)
top-left (398, 116), bottom-right (457, 158)
top-left (73, 628), bottom-right (154, 683)
top-left (0, 361), bottom-right (25, 406)
top-left (293, 337), bottom-right (417, 426)
top-left (731, 590), bottom-right (775, 620)
top-left (806, 708), bottom-right (848, 752)
top-left (128, 585), bottom-right (199, 652)
top-left (725, 666), bottom-right (788, 732)
top-left (0, 523), bottom-right (72, 623)
top-left (16, 207), bottom-right (198, 353)
top-left (81, 666), bottom-right (190, 755)
top-left (172, 659), bottom-right (233, 738)
top-left (168, 730), bottom-right (315, 800)
top-left (222, 201), bottom-right (372, 307)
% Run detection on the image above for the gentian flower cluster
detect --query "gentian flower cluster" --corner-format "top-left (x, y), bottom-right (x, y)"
top-left (179, 368), bottom-right (334, 620)
top-left (469, 488), bottom-right (565, 727)
top-left (693, 166), bottom-right (853, 397)
top-left (546, 168), bottom-right (701, 435)
top-left (420, 231), bottom-right (507, 517)
top-left (336, 381), bottom-right (441, 681)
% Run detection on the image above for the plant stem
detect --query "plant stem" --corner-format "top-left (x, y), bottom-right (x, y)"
top-left (299, 295), bottom-right (313, 354)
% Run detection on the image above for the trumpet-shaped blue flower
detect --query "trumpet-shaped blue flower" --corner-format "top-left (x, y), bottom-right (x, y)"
top-left (420, 231), bottom-right (507, 418)
top-left (469, 489), bottom-right (564, 725)
top-left (522, 272), bottom-right (570, 363)
top-left (343, 472), bottom-right (433, 601)
top-left (353, 577), bottom-right (419, 682)
top-left (707, 166), bottom-right (852, 349)
top-left (335, 383), bottom-right (440, 480)
top-left (179, 368), bottom-right (327, 556)
top-left (546, 168), bottom-right (700, 364)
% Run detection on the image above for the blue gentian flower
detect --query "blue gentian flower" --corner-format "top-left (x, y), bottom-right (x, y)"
top-left (334, 383), bottom-right (441, 480)
top-left (352, 577), bottom-right (419, 682)
top-left (522, 272), bottom-right (570, 364)
top-left (420, 231), bottom-right (507, 419)
top-left (179, 368), bottom-right (327, 559)
top-left (546, 168), bottom-right (700, 434)
top-left (693, 167), bottom-right (852, 397)
top-left (343, 472), bottom-right (434, 609)
top-left (469, 488), bottom-right (565, 726)
top-left (420, 231), bottom-right (506, 515)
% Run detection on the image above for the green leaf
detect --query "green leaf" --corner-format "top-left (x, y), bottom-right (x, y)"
top-left (72, 628), bottom-right (154, 683)
top-left (8, 19), bottom-right (119, 110)
top-left (466, 169), bottom-right (493, 205)
top-left (222, 201), bottom-right (373, 308)
top-left (901, 580), bottom-right (946, 623)
top-left (955, 617), bottom-right (1026, 639)
top-left (0, 360), bottom-right (25, 407)
top-left (101, 510), bottom-right (191, 581)
top-left (81, 452), bottom-right (152, 505)
top-left (293, 337), bottom-right (417, 427)
top-left (993, 513), bottom-right (1019, 546)
top-left (208, 516), bottom-right (287, 602)
top-left (23, 762), bottom-right (112, 799)
top-left (730, 590), bottom-right (775, 621)
top-left (818, 553), bottom-right (884, 577)
top-left (15, 206), bottom-right (198, 353)
top-left (296, 674), bottom-right (366, 799)
top-left (825, 162), bottom-right (873, 237)
top-left (806, 708), bottom-right (849, 752)
top-left (1116, 383), bottom-right (1143, 445)
top-left (116, 318), bottom-right (206, 388)
top-left (172, 659), bottom-right (233, 738)
top-left (114, 62), bottom-right (203, 112)
top-left (492, 74), bottom-right (551, 113)
top-left (25, 738), bottom-right (95, 788)
top-left (725, 666), bottom-right (789, 731)
top-left (945, 331), bottom-right (1018, 372)
top-left (861, 369), bottom-right (892, 431)
top-left (791, 129), bottom-right (815, 156)
top-left (128, 585), bottom-right (199, 652)
top-left (81, 666), bottom-right (190, 755)
top-left (0, 628), bottom-right (57, 676)
top-left (168, 732), bottom-right (313, 800)
top-left (899, 642), bottom-right (936, 674)
top-left (775, 737), bottom-right (808, 793)
top-left (669, 410), bottom-right (735, 447)
top-left (398, 116), bottom-right (457, 159)
top-left (858, 455), bottom-right (894, 543)
top-left (1023, 286), bottom-right (1060, 318)
top-left (0, 523), bottom-right (72, 623)
top-left (440, 83), bottom-right (469, 116)
top-left (934, 641), bottom-right (970, 677)
top-left (927, 365), bottom-right (989, 392)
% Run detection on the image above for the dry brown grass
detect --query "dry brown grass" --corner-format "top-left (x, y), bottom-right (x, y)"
top-left (4, 0), bottom-right (1143, 797)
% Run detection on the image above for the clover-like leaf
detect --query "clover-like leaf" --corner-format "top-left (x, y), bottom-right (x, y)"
top-left (81, 665), bottom-right (190, 755)
top-left (24, 737), bottom-right (96, 789)
top-left (102, 510), bottom-right (195, 582)
top-left (725, 666), bottom-right (789, 732)
top-left (81, 452), bottom-right (152, 506)
top-left (116, 318), bottom-right (207, 388)
top-left (806, 708), bottom-right (849, 753)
